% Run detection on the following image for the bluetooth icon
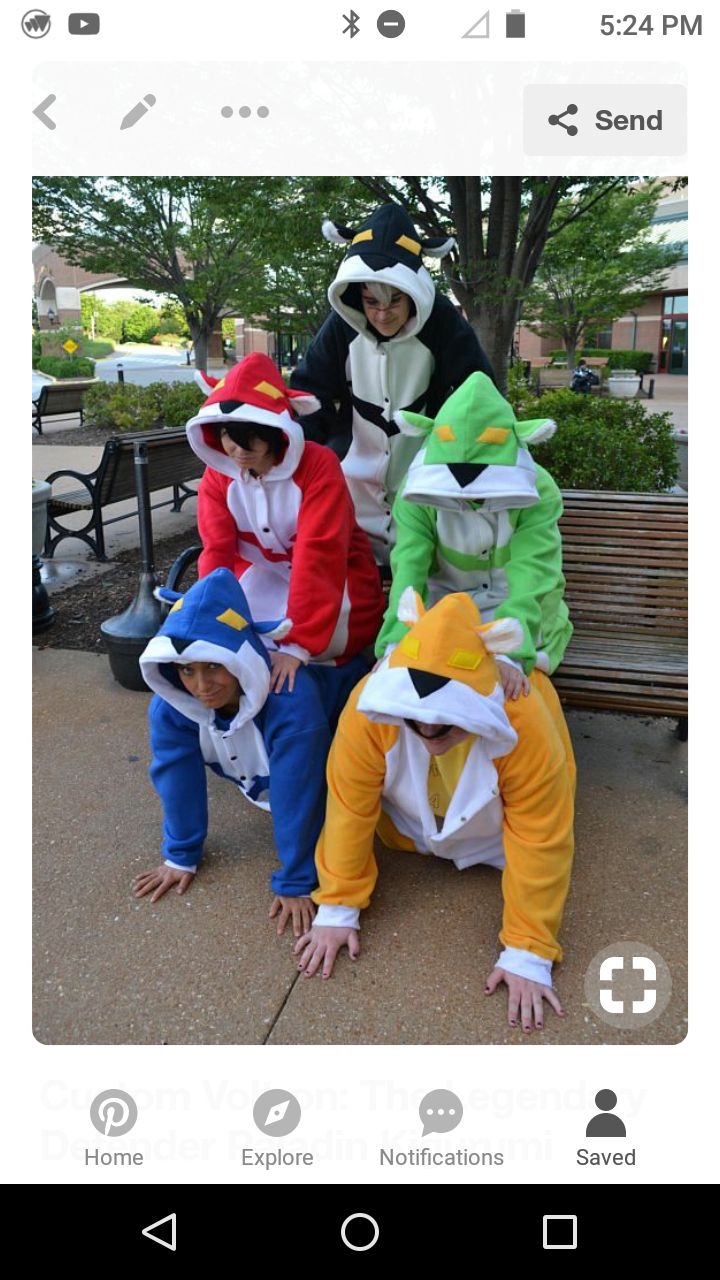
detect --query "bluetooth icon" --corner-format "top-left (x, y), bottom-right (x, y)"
top-left (343, 9), bottom-right (360, 37)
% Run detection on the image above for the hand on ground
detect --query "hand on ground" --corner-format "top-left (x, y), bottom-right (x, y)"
top-left (132, 864), bottom-right (195, 903)
top-left (294, 926), bottom-right (360, 978)
top-left (498, 662), bottom-right (531, 701)
top-left (269, 894), bottom-right (316, 938)
top-left (269, 651), bottom-right (302, 694)
top-left (484, 966), bottom-right (565, 1033)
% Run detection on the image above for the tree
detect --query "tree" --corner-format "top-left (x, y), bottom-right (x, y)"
top-left (234, 178), bottom-right (372, 338)
top-left (520, 184), bottom-right (685, 368)
top-left (32, 178), bottom-right (286, 370)
top-left (357, 177), bottom-right (638, 388)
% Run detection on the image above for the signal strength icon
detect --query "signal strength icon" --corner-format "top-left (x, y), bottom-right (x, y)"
top-left (22, 9), bottom-right (52, 37)
top-left (343, 10), bottom-right (360, 38)
top-left (463, 11), bottom-right (490, 38)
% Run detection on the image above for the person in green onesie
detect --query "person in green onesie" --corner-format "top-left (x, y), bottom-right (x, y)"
top-left (375, 371), bottom-right (572, 699)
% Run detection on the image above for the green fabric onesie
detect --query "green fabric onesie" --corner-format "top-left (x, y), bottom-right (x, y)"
top-left (376, 372), bottom-right (572, 674)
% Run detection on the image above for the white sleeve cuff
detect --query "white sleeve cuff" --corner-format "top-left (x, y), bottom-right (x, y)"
top-left (496, 946), bottom-right (553, 986)
top-left (314, 904), bottom-right (361, 930)
top-left (278, 642), bottom-right (311, 664)
top-left (164, 859), bottom-right (197, 874)
top-left (496, 655), bottom-right (523, 671)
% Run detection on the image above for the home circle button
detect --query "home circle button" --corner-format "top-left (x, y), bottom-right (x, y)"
top-left (340, 1212), bottom-right (380, 1251)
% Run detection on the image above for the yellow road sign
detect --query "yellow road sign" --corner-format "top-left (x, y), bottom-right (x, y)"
top-left (62, 339), bottom-right (79, 354)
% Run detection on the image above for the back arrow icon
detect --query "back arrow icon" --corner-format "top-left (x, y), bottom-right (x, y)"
top-left (33, 94), bottom-right (57, 130)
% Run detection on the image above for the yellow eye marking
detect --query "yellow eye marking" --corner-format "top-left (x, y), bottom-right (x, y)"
top-left (216, 608), bottom-right (248, 631)
top-left (213, 377), bottom-right (226, 391)
top-left (448, 648), bottom-right (483, 671)
top-left (169, 598), bottom-right (183, 613)
top-left (400, 635), bottom-right (421, 659)
top-left (352, 229), bottom-right (373, 244)
top-left (395, 234), bottom-right (422, 255)
top-left (477, 427), bottom-right (511, 444)
top-left (435, 424), bottom-right (456, 442)
top-left (253, 380), bottom-right (284, 400)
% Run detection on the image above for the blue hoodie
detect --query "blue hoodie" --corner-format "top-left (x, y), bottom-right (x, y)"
top-left (139, 568), bottom-right (367, 895)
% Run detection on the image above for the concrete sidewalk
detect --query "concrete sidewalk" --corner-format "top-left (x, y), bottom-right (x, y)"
top-left (33, 647), bottom-right (687, 1046)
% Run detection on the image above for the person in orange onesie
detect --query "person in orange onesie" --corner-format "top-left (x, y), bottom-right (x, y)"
top-left (295, 589), bottom-right (576, 1034)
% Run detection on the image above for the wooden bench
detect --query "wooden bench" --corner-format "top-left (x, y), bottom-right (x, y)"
top-left (32, 380), bottom-right (97, 435)
top-left (44, 429), bottom-right (203, 561)
top-left (553, 490), bottom-right (688, 735)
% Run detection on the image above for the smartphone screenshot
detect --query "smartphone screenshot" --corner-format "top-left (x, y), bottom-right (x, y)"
top-left (15, 0), bottom-right (712, 1253)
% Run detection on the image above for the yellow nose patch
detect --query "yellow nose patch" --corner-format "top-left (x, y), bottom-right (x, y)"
top-left (400, 634), bottom-right (421, 659)
top-left (216, 608), bottom-right (248, 631)
top-left (477, 427), bottom-right (511, 445)
top-left (253, 380), bottom-right (284, 400)
top-left (395, 234), bottom-right (421, 255)
top-left (434, 424), bottom-right (456, 442)
top-left (169, 598), bottom-right (184, 613)
top-left (448, 647), bottom-right (483, 671)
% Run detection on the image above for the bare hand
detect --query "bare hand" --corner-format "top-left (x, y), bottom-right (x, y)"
top-left (484, 966), bottom-right (565, 1033)
top-left (498, 662), bottom-right (531, 701)
top-left (269, 894), bottom-right (316, 938)
top-left (132, 864), bottom-right (195, 903)
top-left (269, 651), bottom-right (302, 694)
top-left (294, 925), bottom-right (360, 979)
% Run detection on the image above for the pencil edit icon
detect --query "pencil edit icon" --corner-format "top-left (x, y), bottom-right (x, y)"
top-left (120, 94), bottom-right (157, 131)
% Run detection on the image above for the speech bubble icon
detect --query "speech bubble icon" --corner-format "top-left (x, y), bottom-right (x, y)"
top-left (419, 1089), bottom-right (463, 1136)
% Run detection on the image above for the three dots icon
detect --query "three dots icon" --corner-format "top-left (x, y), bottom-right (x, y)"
top-left (220, 105), bottom-right (270, 119)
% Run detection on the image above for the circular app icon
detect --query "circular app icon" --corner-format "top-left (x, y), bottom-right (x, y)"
top-left (22, 10), bottom-right (52, 37)
top-left (90, 1089), bottom-right (138, 1137)
top-left (252, 1089), bottom-right (302, 1137)
top-left (584, 941), bottom-right (672, 1030)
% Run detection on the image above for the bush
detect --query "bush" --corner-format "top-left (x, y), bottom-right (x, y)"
top-left (82, 380), bottom-right (204, 433)
top-left (35, 355), bottom-right (96, 379)
top-left (549, 348), bottom-right (654, 374)
top-left (529, 390), bottom-right (678, 491)
top-left (32, 332), bottom-right (42, 365)
top-left (80, 338), bottom-right (115, 359)
top-left (155, 381), bottom-right (204, 426)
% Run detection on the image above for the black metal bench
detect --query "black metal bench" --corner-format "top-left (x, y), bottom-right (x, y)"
top-left (44, 429), bottom-right (203, 561)
top-left (32, 380), bottom-right (97, 435)
top-left (553, 489), bottom-right (688, 737)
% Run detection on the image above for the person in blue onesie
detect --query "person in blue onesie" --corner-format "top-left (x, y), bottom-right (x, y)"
top-left (133, 568), bottom-right (368, 938)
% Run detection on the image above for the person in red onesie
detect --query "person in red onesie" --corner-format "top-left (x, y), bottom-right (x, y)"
top-left (186, 353), bottom-right (385, 932)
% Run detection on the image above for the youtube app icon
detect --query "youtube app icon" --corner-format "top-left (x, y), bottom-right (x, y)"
top-left (68, 13), bottom-right (100, 34)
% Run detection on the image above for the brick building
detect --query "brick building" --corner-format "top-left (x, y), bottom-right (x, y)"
top-left (516, 188), bottom-right (689, 373)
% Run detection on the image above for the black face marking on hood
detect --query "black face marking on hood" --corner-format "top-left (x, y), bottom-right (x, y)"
top-left (407, 669), bottom-right (451, 699)
top-left (217, 399), bottom-right (245, 416)
top-left (447, 462), bottom-right (490, 488)
top-left (168, 636), bottom-right (192, 655)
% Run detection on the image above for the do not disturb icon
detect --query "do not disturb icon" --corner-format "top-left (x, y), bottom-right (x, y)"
top-left (548, 103), bottom-right (579, 136)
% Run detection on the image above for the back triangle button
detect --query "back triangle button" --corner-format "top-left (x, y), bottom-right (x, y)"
top-left (142, 1212), bottom-right (176, 1251)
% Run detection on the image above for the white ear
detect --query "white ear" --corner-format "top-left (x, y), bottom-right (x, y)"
top-left (422, 236), bottom-right (457, 258)
top-left (322, 219), bottom-right (352, 245)
top-left (523, 418), bottom-right (557, 444)
top-left (194, 370), bottom-right (218, 395)
top-left (263, 619), bottom-right (293, 642)
top-left (480, 617), bottom-right (524, 654)
top-left (397, 586), bottom-right (421, 625)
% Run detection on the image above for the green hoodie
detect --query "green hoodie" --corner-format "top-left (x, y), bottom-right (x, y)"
top-left (376, 372), bottom-right (572, 673)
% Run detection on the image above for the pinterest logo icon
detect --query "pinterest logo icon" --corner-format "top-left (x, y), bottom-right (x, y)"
top-left (89, 1090), bottom-right (138, 1137)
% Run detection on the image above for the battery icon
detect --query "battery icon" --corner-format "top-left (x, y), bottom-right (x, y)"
top-left (506, 9), bottom-right (525, 37)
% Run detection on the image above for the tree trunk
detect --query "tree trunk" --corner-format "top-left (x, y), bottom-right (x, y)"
top-left (467, 303), bottom-right (517, 394)
top-left (190, 326), bottom-right (209, 374)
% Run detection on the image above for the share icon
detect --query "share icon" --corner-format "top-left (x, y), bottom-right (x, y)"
top-left (548, 103), bottom-right (579, 136)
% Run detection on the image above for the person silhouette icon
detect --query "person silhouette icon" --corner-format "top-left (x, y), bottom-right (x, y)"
top-left (586, 1089), bottom-right (626, 1137)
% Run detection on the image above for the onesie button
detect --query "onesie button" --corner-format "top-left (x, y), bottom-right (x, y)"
top-left (262, 526), bottom-right (270, 533)
top-left (460, 816), bottom-right (467, 822)
top-left (240, 775), bottom-right (246, 781)
top-left (482, 582), bottom-right (489, 589)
